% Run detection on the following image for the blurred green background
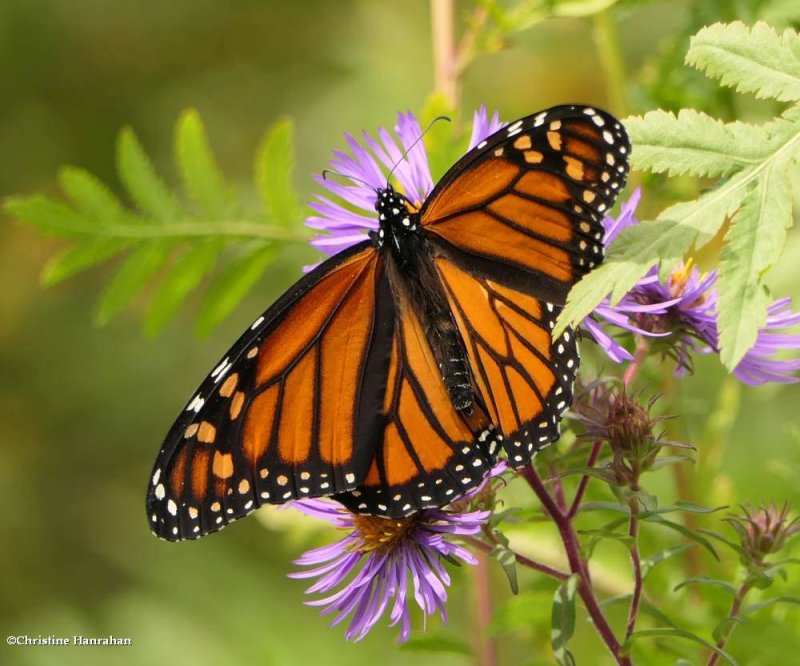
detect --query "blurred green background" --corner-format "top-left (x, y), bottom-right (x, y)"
top-left (2, 1), bottom-right (799, 664)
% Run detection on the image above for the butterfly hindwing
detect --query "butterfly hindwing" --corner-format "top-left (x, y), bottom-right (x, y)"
top-left (421, 105), bottom-right (630, 305)
top-left (435, 257), bottom-right (579, 467)
top-left (147, 241), bottom-right (394, 540)
top-left (335, 296), bottom-right (499, 518)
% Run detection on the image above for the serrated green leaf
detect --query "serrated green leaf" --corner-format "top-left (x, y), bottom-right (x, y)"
top-left (58, 166), bottom-right (124, 222)
top-left (687, 21), bottom-right (800, 102)
top-left (195, 244), bottom-right (277, 337)
top-left (42, 238), bottom-right (129, 286)
top-left (626, 110), bottom-right (782, 178)
top-left (674, 575), bottom-right (737, 595)
top-left (5, 195), bottom-right (97, 237)
top-left (718, 161), bottom-right (794, 367)
top-left (622, 628), bottom-right (738, 665)
top-left (94, 241), bottom-right (172, 326)
top-left (145, 240), bottom-right (221, 336)
top-left (551, 574), bottom-right (578, 666)
top-left (255, 118), bottom-right (301, 227)
top-left (175, 109), bottom-right (234, 218)
top-left (117, 126), bottom-right (180, 222)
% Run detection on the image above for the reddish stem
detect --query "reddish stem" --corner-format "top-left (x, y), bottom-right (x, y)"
top-left (567, 440), bottom-right (603, 520)
top-left (520, 465), bottom-right (629, 665)
top-left (465, 536), bottom-right (570, 581)
top-left (623, 339), bottom-right (648, 387)
top-left (707, 581), bottom-right (753, 666)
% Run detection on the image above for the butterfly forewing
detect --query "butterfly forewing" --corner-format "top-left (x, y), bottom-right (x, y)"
top-left (147, 242), bottom-right (393, 540)
top-left (421, 105), bottom-right (630, 305)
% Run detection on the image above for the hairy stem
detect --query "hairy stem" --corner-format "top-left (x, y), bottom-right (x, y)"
top-left (430, 0), bottom-right (458, 108)
top-left (465, 535), bottom-right (570, 581)
top-left (519, 465), bottom-right (629, 665)
top-left (707, 581), bottom-right (753, 666)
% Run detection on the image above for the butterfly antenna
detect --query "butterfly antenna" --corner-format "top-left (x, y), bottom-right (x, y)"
top-left (386, 115), bottom-right (451, 185)
top-left (321, 169), bottom-right (378, 191)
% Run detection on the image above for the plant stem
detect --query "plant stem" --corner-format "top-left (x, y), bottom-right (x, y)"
top-left (625, 496), bottom-right (643, 641)
top-left (465, 536), bottom-right (570, 581)
top-left (623, 339), bottom-right (648, 388)
top-left (707, 581), bottom-right (753, 666)
top-left (430, 0), bottom-right (458, 108)
top-left (519, 464), bottom-right (630, 665)
top-left (592, 9), bottom-right (628, 116)
top-left (567, 440), bottom-right (603, 519)
top-left (473, 550), bottom-right (498, 666)
top-left (455, 5), bottom-right (490, 75)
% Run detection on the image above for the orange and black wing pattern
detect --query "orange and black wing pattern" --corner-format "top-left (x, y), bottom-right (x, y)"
top-left (436, 257), bottom-right (579, 467)
top-left (420, 105), bottom-right (630, 305)
top-left (335, 296), bottom-right (498, 518)
top-left (147, 242), bottom-right (394, 541)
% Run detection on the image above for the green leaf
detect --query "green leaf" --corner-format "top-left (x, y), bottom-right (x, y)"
top-left (490, 544), bottom-right (519, 595)
top-left (7, 109), bottom-right (309, 333)
top-left (645, 516), bottom-right (720, 560)
top-left (94, 240), bottom-right (172, 326)
top-left (58, 166), bottom-right (125, 222)
top-left (551, 575), bottom-right (579, 666)
top-left (712, 616), bottom-right (742, 644)
top-left (697, 529), bottom-right (749, 558)
top-left (195, 244), bottom-right (277, 337)
top-left (621, 628), bottom-right (739, 665)
top-left (145, 240), bottom-right (221, 336)
top-left (674, 575), bottom-right (737, 595)
top-left (41, 238), bottom-right (129, 286)
top-left (175, 108), bottom-right (234, 218)
top-left (559, 466), bottom-right (618, 485)
top-left (117, 126), bottom-right (180, 222)
top-left (641, 544), bottom-right (694, 578)
top-left (255, 118), bottom-right (301, 227)
top-left (718, 160), bottom-right (794, 367)
top-left (742, 595), bottom-right (800, 615)
top-left (687, 21), bottom-right (800, 102)
top-left (626, 110), bottom-right (778, 178)
top-left (400, 636), bottom-right (473, 656)
top-left (647, 455), bottom-right (696, 472)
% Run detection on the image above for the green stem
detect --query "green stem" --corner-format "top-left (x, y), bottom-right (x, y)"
top-left (592, 9), bottom-right (628, 116)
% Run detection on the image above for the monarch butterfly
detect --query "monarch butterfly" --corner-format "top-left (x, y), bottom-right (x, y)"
top-left (147, 105), bottom-right (630, 541)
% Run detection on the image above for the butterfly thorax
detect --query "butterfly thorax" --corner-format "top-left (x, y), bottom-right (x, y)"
top-left (372, 184), bottom-right (474, 415)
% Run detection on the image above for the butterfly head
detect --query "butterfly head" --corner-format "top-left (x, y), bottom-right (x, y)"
top-left (371, 184), bottom-right (420, 250)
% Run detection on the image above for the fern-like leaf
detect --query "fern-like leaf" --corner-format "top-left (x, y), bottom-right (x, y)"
top-left (557, 22), bottom-right (800, 370)
top-left (5, 109), bottom-right (309, 333)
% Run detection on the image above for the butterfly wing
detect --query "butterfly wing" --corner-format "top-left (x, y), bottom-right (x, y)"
top-left (435, 257), bottom-right (577, 467)
top-left (147, 241), bottom-right (395, 541)
top-left (420, 105), bottom-right (630, 304)
top-left (335, 294), bottom-right (498, 518)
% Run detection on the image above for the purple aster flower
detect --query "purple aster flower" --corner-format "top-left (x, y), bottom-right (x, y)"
top-left (288, 499), bottom-right (489, 642)
top-left (588, 191), bottom-right (800, 385)
top-left (306, 106), bottom-right (504, 253)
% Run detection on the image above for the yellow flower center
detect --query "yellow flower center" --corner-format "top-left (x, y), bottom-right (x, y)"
top-left (350, 514), bottom-right (422, 553)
